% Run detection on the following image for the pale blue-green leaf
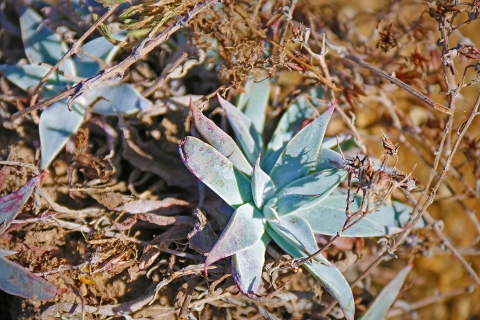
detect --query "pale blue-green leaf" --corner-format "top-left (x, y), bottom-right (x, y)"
top-left (302, 261), bottom-right (354, 320)
top-left (315, 148), bottom-right (345, 171)
top-left (0, 256), bottom-right (57, 300)
top-left (19, 7), bottom-right (75, 74)
top-left (264, 95), bottom-right (314, 172)
top-left (218, 93), bottom-right (262, 164)
top-left (189, 100), bottom-right (252, 175)
top-left (0, 173), bottom-right (43, 234)
top-left (268, 214), bottom-right (319, 254)
top-left (0, 249), bottom-right (17, 257)
top-left (205, 203), bottom-right (265, 272)
top-left (275, 169), bottom-right (346, 215)
top-left (273, 194), bottom-right (314, 215)
top-left (82, 84), bottom-right (152, 115)
top-left (179, 137), bottom-right (252, 207)
top-left (74, 31), bottom-right (128, 78)
top-left (252, 154), bottom-right (276, 209)
top-left (262, 200), bottom-right (280, 220)
top-left (273, 169), bottom-right (345, 214)
top-left (307, 84), bottom-right (325, 100)
top-left (4, 65), bottom-right (70, 94)
top-left (276, 169), bottom-right (345, 197)
top-left (269, 104), bottom-right (336, 190)
top-left (360, 265), bottom-right (412, 320)
top-left (236, 76), bottom-right (255, 111)
top-left (232, 233), bottom-right (270, 294)
top-left (266, 219), bottom-right (354, 320)
top-left (241, 79), bottom-right (270, 136)
top-left (40, 101), bottom-right (86, 169)
top-left (295, 194), bottom-right (423, 237)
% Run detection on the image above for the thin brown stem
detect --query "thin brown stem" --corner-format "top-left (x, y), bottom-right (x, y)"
top-left (29, 5), bottom-right (120, 107)
top-left (386, 286), bottom-right (474, 318)
top-left (321, 92), bottom-right (480, 317)
top-left (344, 53), bottom-right (453, 115)
top-left (11, 0), bottom-right (217, 121)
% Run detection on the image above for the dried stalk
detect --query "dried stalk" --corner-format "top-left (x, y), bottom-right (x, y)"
top-left (29, 5), bottom-right (121, 108)
top-left (11, 0), bottom-right (217, 121)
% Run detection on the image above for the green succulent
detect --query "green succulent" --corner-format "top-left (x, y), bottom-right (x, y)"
top-left (1, 7), bottom-right (151, 169)
top-left (179, 79), bottom-right (421, 320)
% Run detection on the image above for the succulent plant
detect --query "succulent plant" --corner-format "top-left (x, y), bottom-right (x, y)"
top-left (179, 80), bottom-right (421, 319)
top-left (1, 7), bottom-right (151, 169)
top-left (0, 172), bottom-right (58, 301)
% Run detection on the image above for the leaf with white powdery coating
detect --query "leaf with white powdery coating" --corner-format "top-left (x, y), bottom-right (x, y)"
top-left (39, 101), bottom-right (86, 169)
top-left (85, 84), bottom-right (153, 115)
top-left (238, 78), bottom-right (270, 136)
top-left (267, 216), bottom-right (354, 320)
top-left (276, 168), bottom-right (345, 197)
top-left (236, 76), bottom-right (254, 111)
top-left (314, 148), bottom-right (345, 171)
top-left (0, 249), bottom-right (18, 257)
top-left (295, 194), bottom-right (423, 237)
top-left (74, 32), bottom-right (128, 78)
top-left (264, 94), bottom-right (315, 172)
top-left (218, 93), bottom-right (263, 164)
top-left (269, 103), bottom-right (336, 190)
top-left (179, 136), bottom-right (252, 207)
top-left (274, 169), bottom-right (346, 214)
top-left (19, 7), bottom-right (75, 74)
top-left (232, 233), bottom-right (270, 294)
top-left (3, 65), bottom-right (70, 96)
top-left (360, 265), bottom-right (412, 320)
top-left (252, 154), bottom-right (276, 209)
top-left (189, 100), bottom-right (252, 175)
top-left (205, 203), bottom-right (265, 273)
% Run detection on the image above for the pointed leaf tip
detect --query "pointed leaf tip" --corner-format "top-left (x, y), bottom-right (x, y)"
top-left (0, 172), bottom-right (45, 234)
top-left (19, 7), bottom-right (75, 74)
top-left (269, 102), bottom-right (337, 190)
top-left (39, 101), bottom-right (86, 169)
top-left (189, 97), bottom-right (253, 175)
top-left (217, 93), bottom-right (263, 164)
top-left (329, 99), bottom-right (338, 113)
top-left (252, 154), bottom-right (276, 209)
top-left (0, 257), bottom-right (57, 300)
top-left (360, 265), bottom-right (412, 320)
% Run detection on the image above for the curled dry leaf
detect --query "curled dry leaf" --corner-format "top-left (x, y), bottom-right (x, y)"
top-left (88, 190), bottom-right (192, 215)
top-left (120, 119), bottom-right (195, 188)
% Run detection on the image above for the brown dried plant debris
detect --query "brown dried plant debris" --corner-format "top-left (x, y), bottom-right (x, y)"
top-left (426, 0), bottom-right (462, 22)
top-left (339, 132), bottom-right (417, 230)
top-left (69, 128), bottom-right (115, 185)
top-left (376, 22), bottom-right (398, 53)
top-left (191, 0), bottom-right (289, 87)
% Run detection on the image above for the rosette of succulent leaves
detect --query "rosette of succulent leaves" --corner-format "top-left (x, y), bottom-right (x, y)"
top-left (1, 7), bottom-right (152, 170)
top-left (179, 79), bottom-right (424, 320)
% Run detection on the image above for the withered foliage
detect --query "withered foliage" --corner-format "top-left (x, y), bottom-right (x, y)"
top-left (191, 0), bottom-right (290, 86)
top-left (376, 22), bottom-right (398, 53)
top-left (1, 0), bottom-right (480, 319)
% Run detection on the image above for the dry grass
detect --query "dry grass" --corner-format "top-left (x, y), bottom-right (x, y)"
top-left (0, 0), bottom-right (480, 319)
